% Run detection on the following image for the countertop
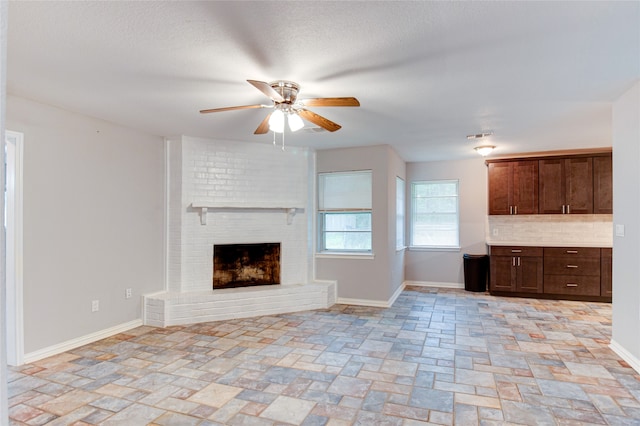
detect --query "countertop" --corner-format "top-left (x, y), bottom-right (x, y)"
top-left (486, 240), bottom-right (612, 248)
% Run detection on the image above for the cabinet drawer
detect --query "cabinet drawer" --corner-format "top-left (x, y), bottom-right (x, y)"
top-left (543, 275), bottom-right (601, 296)
top-left (544, 257), bottom-right (600, 276)
top-left (601, 248), bottom-right (612, 258)
top-left (544, 247), bottom-right (601, 258)
top-left (490, 246), bottom-right (543, 257)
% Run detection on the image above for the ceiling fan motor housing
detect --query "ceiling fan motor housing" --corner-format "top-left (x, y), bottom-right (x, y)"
top-left (270, 81), bottom-right (299, 104)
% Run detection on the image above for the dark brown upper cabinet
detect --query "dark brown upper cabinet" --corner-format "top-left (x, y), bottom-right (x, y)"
top-left (539, 157), bottom-right (593, 214)
top-left (487, 151), bottom-right (612, 216)
top-left (488, 161), bottom-right (538, 215)
top-left (593, 154), bottom-right (613, 214)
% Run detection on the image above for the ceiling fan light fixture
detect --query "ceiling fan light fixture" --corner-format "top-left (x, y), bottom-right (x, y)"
top-left (201, 79), bottom-right (359, 135)
top-left (269, 109), bottom-right (285, 133)
top-left (287, 113), bottom-right (304, 132)
top-left (474, 145), bottom-right (496, 156)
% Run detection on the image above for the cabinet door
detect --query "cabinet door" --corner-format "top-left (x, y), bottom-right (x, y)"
top-left (565, 157), bottom-right (593, 214)
top-left (539, 158), bottom-right (565, 214)
top-left (512, 161), bottom-right (539, 214)
top-left (517, 256), bottom-right (543, 293)
top-left (490, 256), bottom-right (515, 292)
top-left (488, 162), bottom-right (512, 215)
top-left (593, 155), bottom-right (613, 214)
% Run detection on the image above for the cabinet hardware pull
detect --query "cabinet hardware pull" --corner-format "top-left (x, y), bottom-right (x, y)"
top-left (562, 205), bottom-right (565, 214)
top-left (517, 257), bottom-right (521, 266)
top-left (509, 206), bottom-right (513, 215)
top-left (514, 205), bottom-right (518, 215)
top-left (566, 265), bottom-right (578, 268)
top-left (512, 257), bottom-right (516, 267)
top-left (567, 205), bottom-right (570, 214)
top-left (566, 250), bottom-right (578, 254)
top-left (511, 249), bottom-right (522, 253)
top-left (566, 283), bottom-right (578, 287)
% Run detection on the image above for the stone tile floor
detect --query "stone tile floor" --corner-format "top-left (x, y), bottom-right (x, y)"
top-left (8, 286), bottom-right (640, 425)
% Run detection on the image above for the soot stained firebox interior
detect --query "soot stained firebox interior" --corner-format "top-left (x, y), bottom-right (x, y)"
top-left (213, 242), bottom-right (280, 289)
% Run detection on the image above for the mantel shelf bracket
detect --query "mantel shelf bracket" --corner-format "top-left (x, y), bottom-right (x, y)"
top-left (200, 207), bottom-right (208, 225)
top-left (286, 208), bottom-right (297, 225)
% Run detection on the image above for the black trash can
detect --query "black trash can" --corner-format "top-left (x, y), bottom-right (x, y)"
top-left (463, 254), bottom-right (489, 292)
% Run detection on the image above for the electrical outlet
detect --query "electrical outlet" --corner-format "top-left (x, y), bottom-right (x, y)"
top-left (91, 300), bottom-right (99, 312)
top-left (616, 224), bottom-right (625, 237)
top-left (492, 228), bottom-right (499, 236)
top-left (125, 288), bottom-right (132, 299)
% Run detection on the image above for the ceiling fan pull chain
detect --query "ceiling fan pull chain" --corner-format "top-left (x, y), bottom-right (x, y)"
top-left (272, 131), bottom-right (276, 146)
top-left (282, 131), bottom-right (285, 151)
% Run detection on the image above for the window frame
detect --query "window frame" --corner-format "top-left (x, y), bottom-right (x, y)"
top-left (396, 176), bottom-right (406, 250)
top-left (410, 179), bottom-right (460, 251)
top-left (317, 170), bottom-right (373, 254)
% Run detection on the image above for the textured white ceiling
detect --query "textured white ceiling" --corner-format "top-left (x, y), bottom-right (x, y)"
top-left (6, 1), bottom-right (640, 161)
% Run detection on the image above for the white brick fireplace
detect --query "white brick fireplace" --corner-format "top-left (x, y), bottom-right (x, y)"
top-left (143, 136), bottom-right (335, 327)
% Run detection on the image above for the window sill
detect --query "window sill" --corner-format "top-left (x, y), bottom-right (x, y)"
top-left (409, 246), bottom-right (461, 252)
top-left (396, 246), bottom-right (407, 253)
top-left (315, 252), bottom-right (375, 260)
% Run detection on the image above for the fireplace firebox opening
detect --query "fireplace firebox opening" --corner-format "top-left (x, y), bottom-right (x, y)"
top-left (213, 242), bottom-right (280, 290)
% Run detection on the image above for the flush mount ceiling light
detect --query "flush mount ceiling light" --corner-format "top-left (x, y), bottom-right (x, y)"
top-left (468, 130), bottom-right (495, 156)
top-left (474, 145), bottom-right (496, 156)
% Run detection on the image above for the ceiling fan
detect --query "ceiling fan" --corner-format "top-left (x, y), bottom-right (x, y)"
top-left (200, 80), bottom-right (360, 134)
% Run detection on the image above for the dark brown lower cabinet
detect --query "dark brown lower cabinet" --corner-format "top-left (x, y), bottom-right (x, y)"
top-left (489, 246), bottom-right (543, 293)
top-left (543, 247), bottom-right (601, 296)
top-left (601, 248), bottom-right (612, 297)
top-left (489, 245), bottom-right (611, 302)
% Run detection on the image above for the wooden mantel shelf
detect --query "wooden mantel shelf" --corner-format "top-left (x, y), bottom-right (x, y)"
top-left (191, 202), bottom-right (305, 225)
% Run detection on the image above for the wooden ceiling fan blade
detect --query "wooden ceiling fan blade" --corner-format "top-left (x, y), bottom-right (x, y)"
top-left (298, 109), bottom-right (342, 132)
top-left (254, 112), bottom-right (272, 134)
top-left (200, 104), bottom-right (265, 114)
top-left (247, 80), bottom-right (285, 102)
top-left (300, 97), bottom-right (360, 107)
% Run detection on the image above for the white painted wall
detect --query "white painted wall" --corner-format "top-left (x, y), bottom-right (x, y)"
top-left (6, 95), bottom-right (165, 354)
top-left (404, 158), bottom-right (488, 285)
top-left (315, 145), bottom-right (406, 304)
top-left (611, 81), bottom-right (640, 369)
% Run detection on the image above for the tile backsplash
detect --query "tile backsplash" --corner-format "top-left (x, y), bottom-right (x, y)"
top-left (487, 214), bottom-right (613, 247)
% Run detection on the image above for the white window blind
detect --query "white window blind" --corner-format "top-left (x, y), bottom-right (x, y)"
top-left (318, 171), bottom-right (372, 210)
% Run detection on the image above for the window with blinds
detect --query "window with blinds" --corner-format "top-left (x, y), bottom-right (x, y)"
top-left (318, 170), bottom-right (372, 252)
top-left (410, 180), bottom-right (460, 248)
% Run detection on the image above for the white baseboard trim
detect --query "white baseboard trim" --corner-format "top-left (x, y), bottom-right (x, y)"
top-left (336, 297), bottom-right (390, 308)
top-left (609, 339), bottom-right (640, 374)
top-left (337, 282), bottom-right (407, 308)
top-left (23, 319), bottom-right (143, 365)
top-left (404, 280), bottom-right (464, 289)
top-left (388, 282), bottom-right (406, 307)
